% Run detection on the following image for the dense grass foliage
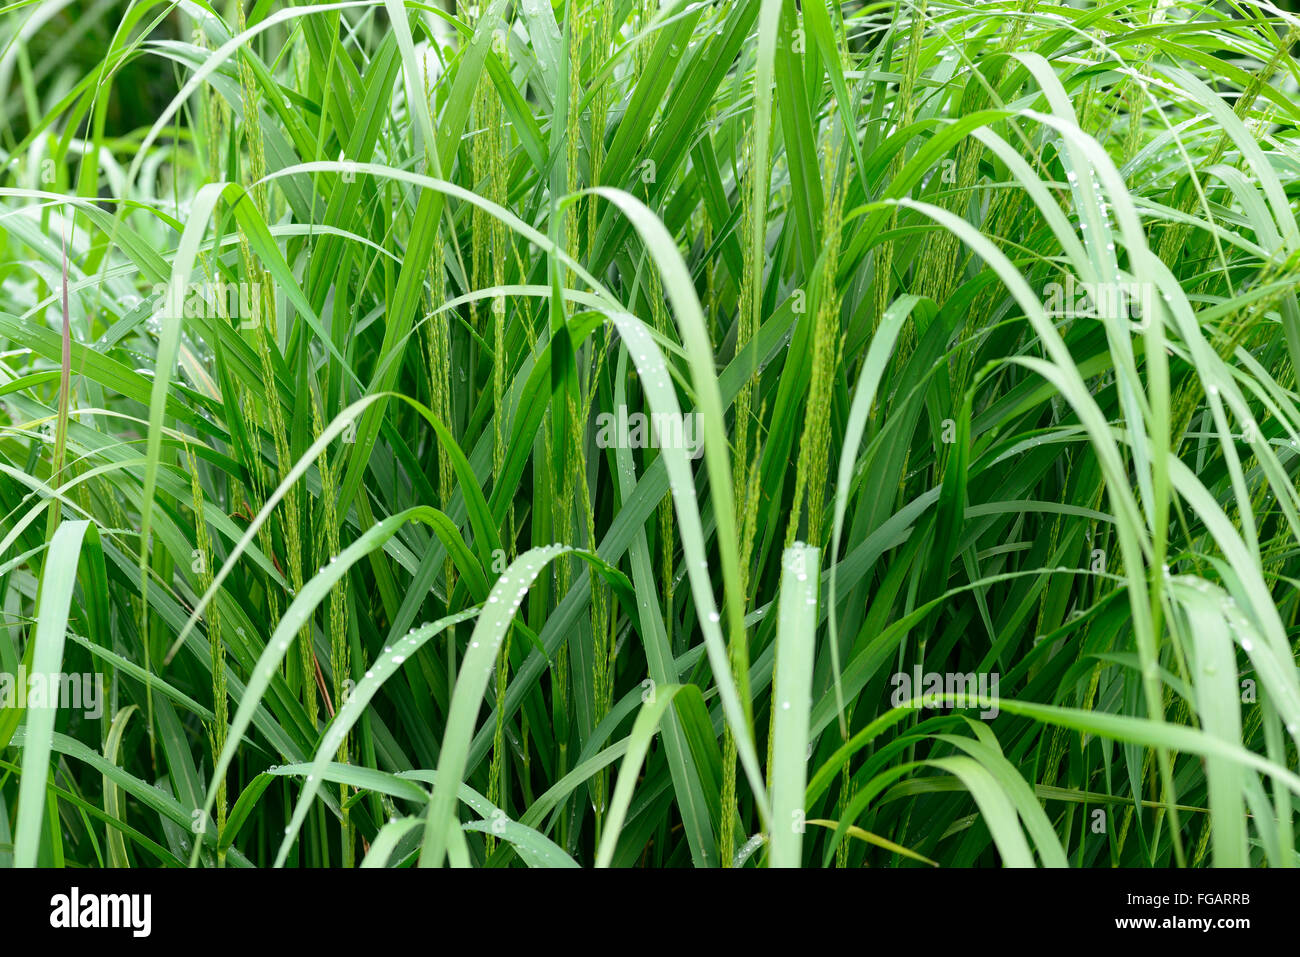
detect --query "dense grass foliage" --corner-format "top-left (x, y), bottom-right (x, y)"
top-left (1, 0), bottom-right (1299, 868)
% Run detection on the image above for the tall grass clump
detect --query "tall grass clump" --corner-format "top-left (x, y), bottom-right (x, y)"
top-left (1, 0), bottom-right (1299, 869)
